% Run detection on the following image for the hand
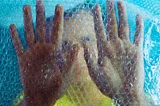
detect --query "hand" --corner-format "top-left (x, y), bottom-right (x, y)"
top-left (10, 1), bottom-right (79, 106)
top-left (83, 1), bottom-right (147, 105)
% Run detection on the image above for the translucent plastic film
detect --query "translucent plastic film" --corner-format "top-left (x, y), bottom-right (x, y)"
top-left (0, 0), bottom-right (160, 106)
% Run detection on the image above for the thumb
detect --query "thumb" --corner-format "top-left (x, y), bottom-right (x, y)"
top-left (62, 43), bottom-right (80, 75)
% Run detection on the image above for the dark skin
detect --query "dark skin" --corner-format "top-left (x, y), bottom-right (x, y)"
top-left (10, 0), bottom-right (79, 106)
top-left (83, 1), bottom-right (148, 106)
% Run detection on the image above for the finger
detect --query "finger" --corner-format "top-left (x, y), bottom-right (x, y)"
top-left (46, 17), bottom-right (52, 43)
top-left (107, 0), bottom-right (118, 40)
top-left (51, 5), bottom-right (64, 51)
top-left (83, 41), bottom-right (98, 73)
top-left (82, 41), bottom-right (107, 89)
top-left (62, 44), bottom-right (79, 75)
top-left (56, 40), bottom-right (73, 73)
top-left (10, 24), bottom-right (24, 57)
top-left (23, 5), bottom-right (36, 48)
top-left (93, 4), bottom-right (107, 60)
top-left (118, 1), bottom-right (129, 40)
top-left (93, 4), bottom-right (107, 44)
top-left (36, 0), bottom-right (46, 43)
top-left (82, 40), bottom-right (114, 96)
top-left (134, 14), bottom-right (144, 48)
top-left (62, 40), bottom-right (73, 54)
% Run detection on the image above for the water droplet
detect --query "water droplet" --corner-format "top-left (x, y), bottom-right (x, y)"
top-left (41, 69), bottom-right (44, 72)
top-left (47, 69), bottom-right (51, 73)
top-left (90, 54), bottom-right (92, 58)
top-left (27, 63), bottom-right (30, 66)
top-left (99, 60), bottom-right (103, 65)
top-left (130, 83), bottom-right (133, 87)
top-left (50, 53), bottom-right (53, 56)
top-left (44, 74), bottom-right (48, 79)
top-left (137, 84), bottom-right (140, 88)
top-left (108, 18), bottom-right (112, 22)
top-left (134, 77), bottom-right (138, 81)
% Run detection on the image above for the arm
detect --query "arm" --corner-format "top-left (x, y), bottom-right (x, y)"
top-left (82, 1), bottom-right (153, 105)
top-left (20, 96), bottom-right (53, 106)
top-left (10, 0), bottom-right (79, 106)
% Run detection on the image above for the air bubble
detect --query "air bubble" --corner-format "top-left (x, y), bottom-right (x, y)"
top-left (108, 18), bottom-right (112, 22)
top-left (27, 63), bottom-right (30, 66)
top-left (41, 69), bottom-right (44, 72)
top-left (44, 74), bottom-right (48, 79)
top-left (129, 83), bottom-right (133, 87)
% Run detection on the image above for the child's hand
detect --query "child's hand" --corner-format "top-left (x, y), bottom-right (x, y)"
top-left (10, 1), bottom-right (79, 106)
top-left (83, 1), bottom-right (147, 105)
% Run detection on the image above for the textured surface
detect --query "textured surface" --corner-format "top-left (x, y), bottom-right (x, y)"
top-left (0, 0), bottom-right (160, 106)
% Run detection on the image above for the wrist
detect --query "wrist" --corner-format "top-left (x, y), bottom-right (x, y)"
top-left (23, 96), bottom-right (48, 106)
top-left (132, 92), bottom-right (155, 106)
top-left (132, 94), bottom-right (148, 106)
top-left (23, 93), bottom-right (54, 106)
top-left (113, 91), bottom-right (150, 106)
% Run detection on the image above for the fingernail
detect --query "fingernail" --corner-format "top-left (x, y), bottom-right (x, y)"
top-left (36, 0), bottom-right (44, 12)
top-left (118, 1), bottom-right (124, 7)
top-left (23, 5), bottom-right (30, 11)
top-left (23, 5), bottom-right (31, 15)
top-left (56, 4), bottom-right (63, 12)
top-left (10, 24), bottom-right (15, 31)
top-left (55, 4), bottom-right (64, 17)
top-left (94, 4), bottom-right (101, 14)
top-left (95, 4), bottom-right (100, 10)
top-left (108, 1), bottom-right (114, 11)
top-left (37, 0), bottom-right (43, 5)
top-left (10, 24), bottom-right (16, 36)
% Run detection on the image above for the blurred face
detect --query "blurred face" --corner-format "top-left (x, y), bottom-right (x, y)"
top-left (62, 11), bottom-right (108, 105)
top-left (63, 10), bottom-right (98, 82)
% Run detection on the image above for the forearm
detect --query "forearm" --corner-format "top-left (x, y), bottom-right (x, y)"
top-left (133, 94), bottom-right (154, 106)
top-left (20, 93), bottom-right (55, 106)
top-left (117, 93), bottom-right (153, 106)
top-left (20, 98), bottom-right (49, 106)
top-left (131, 96), bottom-right (148, 106)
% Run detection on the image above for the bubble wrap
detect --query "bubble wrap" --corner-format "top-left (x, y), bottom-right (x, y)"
top-left (0, 0), bottom-right (159, 106)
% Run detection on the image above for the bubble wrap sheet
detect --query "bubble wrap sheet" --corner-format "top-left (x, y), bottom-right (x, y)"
top-left (0, 0), bottom-right (160, 106)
